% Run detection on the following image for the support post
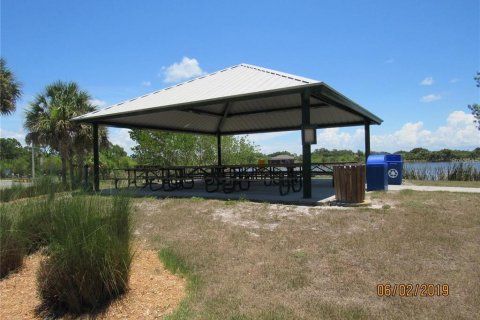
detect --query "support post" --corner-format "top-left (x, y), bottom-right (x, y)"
top-left (93, 123), bottom-right (100, 192)
top-left (217, 134), bottom-right (222, 166)
top-left (364, 123), bottom-right (371, 163)
top-left (31, 142), bottom-right (35, 180)
top-left (301, 90), bottom-right (312, 199)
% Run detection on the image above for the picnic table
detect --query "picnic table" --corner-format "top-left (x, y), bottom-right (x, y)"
top-left (110, 162), bottom-right (356, 196)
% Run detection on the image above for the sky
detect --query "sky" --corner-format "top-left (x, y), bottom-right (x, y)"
top-left (1, 0), bottom-right (479, 155)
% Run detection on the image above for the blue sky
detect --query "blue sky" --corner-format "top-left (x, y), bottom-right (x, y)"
top-left (1, 0), bottom-right (479, 155)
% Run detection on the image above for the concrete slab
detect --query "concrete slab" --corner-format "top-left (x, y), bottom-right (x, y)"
top-left (388, 185), bottom-right (480, 193)
top-left (101, 178), bottom-right (336, 206)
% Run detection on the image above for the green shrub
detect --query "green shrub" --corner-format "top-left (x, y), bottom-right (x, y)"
top-left (16, 198), bottom-right (53, 253)
top-left (0, 210), bottom-right (25, 278)
top-left (37, 195), bottom-right (133, 314)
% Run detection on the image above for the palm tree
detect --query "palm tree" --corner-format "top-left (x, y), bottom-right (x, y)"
top-left (0, 58), bottom-right (22, 115)
top-left (25, 81), bottom-right (108, 187)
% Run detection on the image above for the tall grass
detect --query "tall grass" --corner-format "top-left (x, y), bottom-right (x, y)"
top-left (37, 195), bottom-right (133, 314)
top-left (16, 198), bottom-right (53, 253)
top-left (0, 209), bottom-right (25, 277)
top-left (0, 176), bottom-right (67, 203)
top-left (403, 163), bottom-right (480, 181)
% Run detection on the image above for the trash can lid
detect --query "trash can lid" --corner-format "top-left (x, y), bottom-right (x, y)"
top-left (385, 154), bottom-right (402, 162)
top-left (367, 154), bottom-right (386, 165)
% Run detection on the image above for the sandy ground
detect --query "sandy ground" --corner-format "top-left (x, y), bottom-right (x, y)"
top-left (0, 248), bottom-right (186, 319)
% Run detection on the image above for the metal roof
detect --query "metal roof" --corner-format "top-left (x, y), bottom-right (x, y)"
top-left (269, 154), bottom-right (295, 160)
top-left (73, 63), bottom-right (382, 135)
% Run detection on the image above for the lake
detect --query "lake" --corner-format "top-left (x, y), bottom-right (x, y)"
top-left (403, 161), bottom-right (480, 180)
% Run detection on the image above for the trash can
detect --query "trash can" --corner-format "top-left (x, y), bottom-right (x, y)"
top-left (333, 164), bottom-right (366, 203)
top-left (385, 154), bottom-right (403, 185)
top-left (366, 155), bottom-right (388, 191)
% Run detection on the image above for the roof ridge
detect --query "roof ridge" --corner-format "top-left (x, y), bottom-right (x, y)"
top-left (238, 63), bottom-right (317, 84)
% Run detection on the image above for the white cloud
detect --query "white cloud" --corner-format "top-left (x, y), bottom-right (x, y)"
top-left (450, 78), bottom-right (460, 83)
top-left (246, 111), bottom-right (479, 154)
top-left (370, 111), bottom-right (479, 151)
top-left (242, 132), bottom-right (299, 154)
top-left (89, 98), bottom-right (107, 108)
top-left (385, 58), bottom-right (395, 64)
top-left (420, 94), bottom-right (442, 103)
top-left (108, 128), bottom-right (136, 155)
top-left (161, 57), bottom-right (206, 83)
top-left (420, 77), bottom-right (434, 85)
top-left (141, 81), bottom-right (151, 87)
top-left (0, 128), bottom-right (27, 145)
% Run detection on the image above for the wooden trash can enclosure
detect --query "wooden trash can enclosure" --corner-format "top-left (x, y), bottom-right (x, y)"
top-left (333, 164), bottom-right (366, 203)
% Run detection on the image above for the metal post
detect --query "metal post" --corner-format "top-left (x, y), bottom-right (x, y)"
top-left (31, 142), bottom-right (35, 180)
top-left (364, 123), bottom-right (371, 163)
top-left (217, 134), bottom-right (222, 166)
top-left (301, 89), bottom-right (312, 199)
top-left (93, 123), bottom-right (100, 192)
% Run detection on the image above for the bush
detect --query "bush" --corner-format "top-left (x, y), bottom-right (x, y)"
top-left (0, 210), bottom-right (25, 278)
top-left (37, 195), bottom-right (133, 314)
top-left (16, 198), bottom-right (53, 253)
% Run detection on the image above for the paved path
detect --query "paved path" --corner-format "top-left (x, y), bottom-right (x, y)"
top-left (388, 185), bottom-right (480, 193)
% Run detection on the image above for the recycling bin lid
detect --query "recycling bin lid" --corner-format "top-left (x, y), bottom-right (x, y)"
top-left (367, 154), bottom-right (386, 165)
top-left (385, 154), bottom-right (402, 162)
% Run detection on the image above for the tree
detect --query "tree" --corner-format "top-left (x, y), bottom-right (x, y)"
top-left (0, 138), bottom-right (25, 160)
top-left (468, 72), bottom-right (480, 130)
top-left (130, 130), bottom-right (260, 166)
top-left (0, 58), bottom-right (22, 115)
top-left (98, 144), bottom-right (136, 178)
top-left (24, 81), bottom-right (108, 187)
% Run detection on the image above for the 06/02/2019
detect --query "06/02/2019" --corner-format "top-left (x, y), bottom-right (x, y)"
top-left (377, 284), bottom-right (449, 297)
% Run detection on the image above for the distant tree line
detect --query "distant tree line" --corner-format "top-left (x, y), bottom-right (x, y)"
top-left (266, 148), bottom-right (480, 163)
top-left (0, 137), bottom-right (134, 179)
top-left (394, 148), bottom-right (480, 162)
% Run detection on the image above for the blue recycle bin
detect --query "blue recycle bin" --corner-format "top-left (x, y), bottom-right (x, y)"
top-left (385, 154), bottom-right (403, 185)
top-left (366, 155), bottom-right (388, 191)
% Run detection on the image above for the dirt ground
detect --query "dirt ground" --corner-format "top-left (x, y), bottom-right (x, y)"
top-left (0, 247), bottom-right (186, 319)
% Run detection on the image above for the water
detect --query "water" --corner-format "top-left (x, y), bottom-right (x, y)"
top-left (403, 161), bottom-right (480, 180)
top-left (404, 161), bottom-right (480, 171)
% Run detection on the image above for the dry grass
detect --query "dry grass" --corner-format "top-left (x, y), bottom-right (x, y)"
top-left (134, 191), bottom-right (480, 319)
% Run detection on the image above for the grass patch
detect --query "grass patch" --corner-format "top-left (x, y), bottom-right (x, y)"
top-left (405, 179), bottom-right (480, 188)
top-left (16, 198), bottom-right (53, 253)
top-left (0, 176), bottom-right (67, 203)
top-left (133, 191), bottom-right (480, 319)
top-left (160, 247), bottom-right (200, 320)
top-left (37, 195), bottom-right (133, 315)
top-left (0, 209), bottom-right (25, 278)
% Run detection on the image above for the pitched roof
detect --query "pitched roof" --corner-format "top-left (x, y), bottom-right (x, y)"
top-left (73, 63), bottom-right (382, 135)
